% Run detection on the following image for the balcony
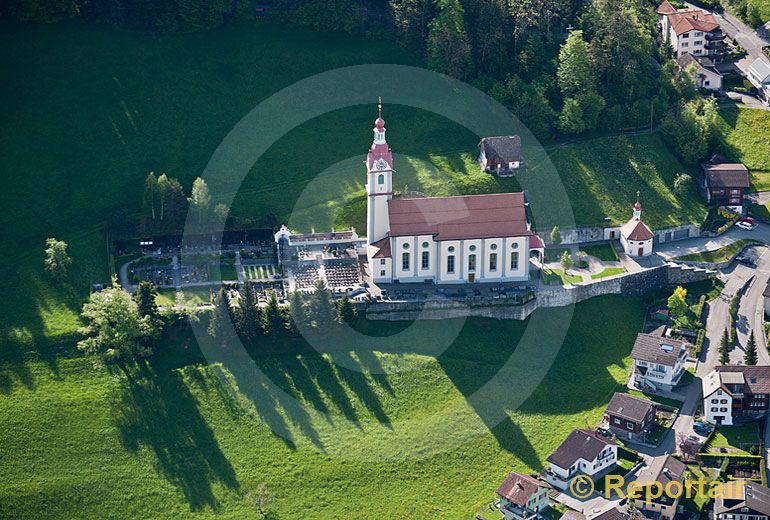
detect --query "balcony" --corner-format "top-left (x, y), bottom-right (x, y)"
top-left (706, 31), bottom-right (726, 41)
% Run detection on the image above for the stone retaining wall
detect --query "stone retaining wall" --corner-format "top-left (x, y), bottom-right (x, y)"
top-left (537, 224), bottom-right (700, 246)
top-left (365, 264), bottom-right (713, 321)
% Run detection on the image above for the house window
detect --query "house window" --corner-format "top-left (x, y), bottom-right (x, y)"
top-left (468, 254), bottom-right (476, 272)
top-left (380, 259), bottom-right (386, 265)
top-left (421, 251), bottom-right (429, 270)
top-left (377, 174), bottom-right (384, 185)
top-left (711, 407), bottom-right (718, 412)
top-left (682, 42), bottom-right (689, 48)
top-left (510, 252), bottom-right (519, 270)
top-left (626, 421), bottom-right (634, 430)
top-left (402, 252), bottom-right (410, 271)
top-left (681, 33), bottom-right (689, 38)
top-left (705, 81), bottom-right (710, 86)
top-left (489, 253), bottom-right (498, 271)
top-left (695, 40), bottom-right (703, 45)
top-left (613, 418), bottom-right (621, 425)
top-left (447, 255), bottom-right (455, 274)
top-left (380, 270), bottom-right (385, 277)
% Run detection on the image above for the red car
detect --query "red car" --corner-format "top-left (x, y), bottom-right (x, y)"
top-left (740, 216), bottom-right (756, 225)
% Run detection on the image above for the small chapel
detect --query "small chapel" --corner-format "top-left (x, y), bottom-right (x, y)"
top-left (619, 192), bottom-right (654, 257)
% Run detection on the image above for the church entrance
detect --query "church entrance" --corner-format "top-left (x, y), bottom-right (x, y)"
top-left (468, 273), bottom-right (475, 283)
top-left (638, 247), bottom-right (644, 256)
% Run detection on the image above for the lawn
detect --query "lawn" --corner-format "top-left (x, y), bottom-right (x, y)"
top-left (709, 422), bottom-right (761, 455)
top-left (715, 107), bottom-right (770, 191)
top-left (591, 267), bottom-right (627, 280)
top-left (581, 243), bottom-right (619, 262)
top-left (533, 133), bottom-right (707, 230)
top-left (155, 288), bottom-right (178, 307)
top-left (0, 20), bottom-right (421, 361)
top-left (0, 295), bottom-right (646, 519)
top-left (674, 239), bottom-right (760, 263)
top-left (541, 267), bottom-right (582, 285)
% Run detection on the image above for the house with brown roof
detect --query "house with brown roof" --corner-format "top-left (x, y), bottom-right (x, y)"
top-left (630, 333), bottom-right (689, 391)
top-left (677, 53), bottom-right (722, 90)
top-left (702, 157), bottom-right (750, 212)
top-left (657, 1), bottom-right (726, 60)
top-left (495, 472), bottom-right (550, 520)
top-left (479, 135), bottom-right (523, 177)
top-left (702, 365), bottom-right (770, 425)
top-left (603, 393), bottom-right (658, 441)
top-left (545, 429), bottom-right (618, 490)
top-left (364, 101), bottom-right (543, 285)
top-left (713, 481), bottom-right (770, 520)
top-left (633, 455), bottom-right (686, 520)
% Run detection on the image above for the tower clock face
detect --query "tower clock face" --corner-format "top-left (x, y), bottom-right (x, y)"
top-left (376, 159), bottom-right (388, 171)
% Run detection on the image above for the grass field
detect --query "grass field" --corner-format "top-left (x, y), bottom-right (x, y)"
top-left (709, 422), bottom-right (761, 455)
top-left (581, 243), bottom-right (619, 262)
top-left (715, 107), bottom-right (770, 191)
top-left (674, 239), bottom-right (760, 263)
top-left (534, 133), bottom-right (707, 229)
top-left (0, 20), bottom-right (719, 361)
top-left (541, 267), bottom-right (582, 285)
top-left (0, 295), bottom-right (646, 519)
top-left (591, 267), bottom-right (627, 279)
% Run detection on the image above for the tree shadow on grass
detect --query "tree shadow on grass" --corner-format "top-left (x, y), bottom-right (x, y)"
top-left (111, 364), bottom-right (239, 511)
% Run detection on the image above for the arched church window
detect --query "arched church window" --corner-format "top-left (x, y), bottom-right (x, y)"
top-left (377, 174), bottom-right (384, 185)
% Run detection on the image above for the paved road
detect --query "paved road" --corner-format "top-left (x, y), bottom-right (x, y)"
top-left (632, 247), bottom-right (770, 459)
top-left (654, 222), bottom-right (770, 260)
top-left (733, 246), bottom-right (770, 363)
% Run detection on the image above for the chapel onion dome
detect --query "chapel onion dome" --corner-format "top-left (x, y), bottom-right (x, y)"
top-left (374, 115), bottom-right (385, 131)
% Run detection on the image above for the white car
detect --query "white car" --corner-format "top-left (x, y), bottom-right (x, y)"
top-left (735, 221), bottom-right (757, 230)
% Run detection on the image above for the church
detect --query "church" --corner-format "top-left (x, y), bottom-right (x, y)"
top-left (365, 102), bottom-right (542, 285)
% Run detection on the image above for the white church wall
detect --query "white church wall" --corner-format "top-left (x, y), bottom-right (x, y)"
top-left (479, 238), bottom-right (504, 282)
top-left (503, 237), bottom-right (529, 281)
top-left (438, 241), bottom-right (462, 283)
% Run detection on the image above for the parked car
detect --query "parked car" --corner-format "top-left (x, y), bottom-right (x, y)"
top-left (736, 221), bottom-right (757, 230)
top-left (693, 421), bottom-right (713, 435)
top-left (735, 255), bottom-right (756, 267)
top-left (740, 216), bottom-right (756, 225)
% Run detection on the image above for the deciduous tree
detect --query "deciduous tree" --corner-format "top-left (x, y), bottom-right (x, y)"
top-left (44, 237), bottom-right (72, 283)
top-left (426, 0), bottom-right (473, 79)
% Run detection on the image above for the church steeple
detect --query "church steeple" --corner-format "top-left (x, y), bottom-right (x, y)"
top-left (633, 191), bottom-right (642, 220)
top-left (366, 97), bottom-right (393, 244)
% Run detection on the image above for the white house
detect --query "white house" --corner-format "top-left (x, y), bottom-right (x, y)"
top-left (630, 333), bottom-right (688, 391)
top-left (545, 429), bottom-right (618, 490)
top-left (619, 194), bottom-right (654, 257)
top-left (657, 1), bottom-right (726, 59)
top-left (747, 58), bottom-right (770, 105)
top-left (677, 53), bottom-right (723, 90)
top-left (365, 101), bottom-right (543, 285)
top-left (702, 366), bottom-right (770, 425)
top-left (495, 472), bottom-right (550, 520)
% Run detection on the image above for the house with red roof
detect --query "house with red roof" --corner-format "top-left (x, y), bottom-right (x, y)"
top-left (656, 1), bottom-right (726, 60)
top-left (365, 100), bottom-right (543, 284)
top-left (495, 472), bottom-right (550, 520)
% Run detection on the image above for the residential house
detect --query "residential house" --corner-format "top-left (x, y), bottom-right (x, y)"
top-left (479, 135), bottom-right (523, 177)
top-left (603, 393), bottom-right (658, 441)
top-left (702, 365), bottom-right (770, 425)
top-left (702, 157), bottom-right (750, 212)
top-left (630, 333), bottom-right (689, 391)
top-left (747, 58), bottom-right (770, 105)
top-left (545, 429), bottom-right (618, 490)
top-left (591, 507), bottom-right (643, 520)
top-left (714, 481), bottom-right (770, 520)
top-left (495, 472), bottom-right (550, 520)
top-left (633, 455), bottom-right (686, 520)
top-left (677, 53), bottom-right (723, 90)
top-left (657, 1), bottom-right (726, 60)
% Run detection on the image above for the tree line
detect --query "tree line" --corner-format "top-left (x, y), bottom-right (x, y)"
top-left (77, 277), bottom-right (359, 370)
top-left (141, 173), bottom-right (230, 234)
top-left (208, 279), bottom-right (358, 347)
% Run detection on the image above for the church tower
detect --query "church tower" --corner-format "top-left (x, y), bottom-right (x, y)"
top-left (633, 191), bottom-right (642, 220)
top-left (366, 98), bottom-right (393, 244)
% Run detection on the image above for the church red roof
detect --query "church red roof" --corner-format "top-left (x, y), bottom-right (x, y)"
top-left (621, 219), bottom-right (654, 241)
top-left (387, 192), bottom-right (531, 241)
